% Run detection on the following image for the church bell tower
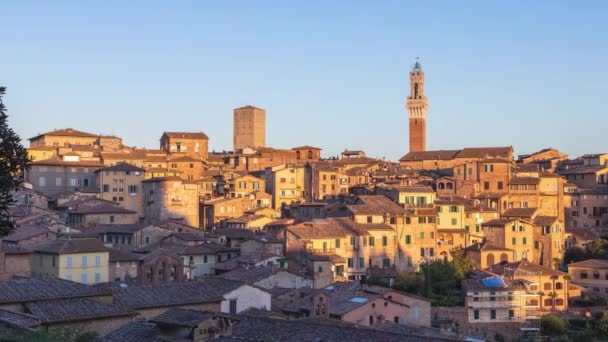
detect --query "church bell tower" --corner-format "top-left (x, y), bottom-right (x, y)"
top-left (407, 59), bottom-right (428, 152)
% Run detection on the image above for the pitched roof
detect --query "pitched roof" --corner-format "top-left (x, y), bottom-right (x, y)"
top-left (482, 218), bottom-right (518, 226)
top-left (556, 165), bottom-right (607, 175)
top-left (388, 185), bottom-right (435, 193)
top-left (29, 128), bottom-right (98, 140)
top-left (149, 308), bottom-right (214, 327)
top-left (0, 309), bottom-right (40, 331)
top-left (26, 298), bottom-right (136, 323)
top-left (97, 162), bottom-right (145, 172)
top-left (70, 204), bottom-right (136, 215)
top-left (509, 177), bottom-right (540, 185)
top-left (0, 277), bottom-right (110, 304)
top-left (465, 241), bottom-right (513, 252)
top-left (399, 150), bottom-right (460, 162)
top-left (162, 132), bottom-right (209, 140)
top-left (2, 225), bottom-right (54, 243)
top-left (33, 238), bottom-right (108, 254)
top-left (89, 223), bottom-right (156, 234)
top-left (502, 207), bottom-right (538, 218)
top-left (218, 266), bottom-right (304, 284)
top-left (568, 259), bottom-right (608, 269)
top-left (98, 321), bottom-right (165, 342)
top-left (292, 145), bottom-right (322, 150)
top-left (110, 282), bottom-right (224, 309)
top-left (485, 260), bottom-right (565, 277)
top-left (31, 157), bottom-right (103, 167)
top-left (347, 195), bottom-right (406, 215)
top-left (533, 216), bottom-right (558, 226)
top-left (455, 147), bottom-right (513, 159)
top-left (287, 217), bottom-right (371, 239)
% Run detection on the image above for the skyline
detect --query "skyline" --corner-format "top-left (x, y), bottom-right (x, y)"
top-left (4, 1), bottom-right (608, 160)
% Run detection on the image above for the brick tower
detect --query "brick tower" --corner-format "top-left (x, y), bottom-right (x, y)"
top-left (407, 60), bottom-right (428, 152)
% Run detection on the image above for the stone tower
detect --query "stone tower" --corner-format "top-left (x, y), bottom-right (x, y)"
top-left (407, 60), bottom-right (428, 152)
top-left (233, 105), bottom-right (266, 151)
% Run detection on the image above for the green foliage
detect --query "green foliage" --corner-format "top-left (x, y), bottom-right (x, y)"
top-left (595, 311), bottom-right (608, 337)
top-left (394, 250), bottom-right (474, 306)
top-left (0, 86), bottom-right (31, 237)
top-left (564, 239), bottom-right (608, 265)
top-left (541, 314), bottom-right (568, 336)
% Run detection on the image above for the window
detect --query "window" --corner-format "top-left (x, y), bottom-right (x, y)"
top-left (94, 273), bottom-right (101, 283)
top-left (110, 216), bottom-right (115, 223)
top-left (369, 236), bottom-right (375, 246)
top-left (359, 257), bottom-right (364, 268)
top-left (475, 225), bottom-right (480, 233)
top-left (555, 282), bottom-right (563, 290)
top-left (490, 310), bottom-right (496, 320)
top-left (451, 218), bottom-right (457, 225)
top-left (534, 241), bottom-right (540, 249)
top-left (465, 225), bottom-right (470, 232)
top-left (128, 185), bottom-right (138, 193)
top-left (348, 258), bottom-right (353, 268)
top-left (144, 236), bottom-right (151, 244)
top-left (390, 217), bottom-right (396, 224)
top-left (429, 248), bottom-right (434, 256)
top-left (490, 291), bottom-right (496, 301)
top-left (382, 258), bottom-right (390, 267)
top-left (394, 316), bottom-right (399, 323)
top-left (405, 235), bottom-right (411, 244)
top-left (474, 310), bottom-right (480, 320)
top-left (498, 181), bottom-right (504, 190)
top-left (38, 177), bottom-right (46, 186)
top-left (484, 182), bottom-right (490, 190)
top-left (512, 237), bottom-right (516, 245)
top-left (367, 216), bottom-right (373, 223)
top-left (65, 274), bottom-right (72, 281)
top-left (544, 283), bottom-right (552, 290)
top-left (317, 266), bottom-right (323, 273)
top-left (67, 256), bottom-right (73, 267)
top-left (420, 232), bottom-right (424, 239)
top-left (82, 256), bottom-right (88, 267)
top-left (581, 272), bottom-right (588, 279)
top-left (382, 236), bottom-right (387, 246)
top-left (335, 239), bottom-right (341, 248)
top-left (420, 248), bottom-right (425, 257)
top-left (509, 310), bottom-right (514, 319)
top-left (81, 273), bottom-right (88, 283)
top-left (103, 184), bottom-right (109, 192)
top-left (230, 299), bottom-right (237, 314)
top-left (522, 237), bottom-right (527, 245)
top-left (95, 255), bottom-right (101, 266)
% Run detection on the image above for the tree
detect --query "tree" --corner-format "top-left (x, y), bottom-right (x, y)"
top-left (0, 87), bottom-right (31, 237)
top-left (564, 247), bottom-right (587, 264)
top-left (449, 246), bottom-right (477, 280)
top-left (541, 314), bottom-right (568, 336)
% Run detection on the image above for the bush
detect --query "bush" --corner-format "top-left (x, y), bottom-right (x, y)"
top-left (541, 314), bottom-right (568, 336)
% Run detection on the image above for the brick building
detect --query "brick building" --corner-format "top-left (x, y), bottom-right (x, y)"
top-left (233, 105), bottom-right (266, 150)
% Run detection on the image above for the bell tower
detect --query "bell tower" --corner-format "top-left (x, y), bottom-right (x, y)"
top-left (407, 59), bottom-right (428, 152)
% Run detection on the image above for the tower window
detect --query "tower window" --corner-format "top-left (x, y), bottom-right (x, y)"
top-left (414, 83), bottom-right (419, 98)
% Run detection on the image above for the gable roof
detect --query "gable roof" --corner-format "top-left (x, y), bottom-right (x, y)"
top-left (97, 162), bottom-right (145, 172)
top-left (26, 298), bottom-right (136, 324)
top-left (33, 238), bottom-right (108, 254)
top-left (29, 128), bottom-right (98, 140)
top-left (455, 147), bottom-right (513, 159)
top-left (399, 150), bottom-right (460, 162)
top-left (0, 277), bottom-right (110, 304)
top-left (501, 207), bottom-right (538, 219)
top-left (485, 260), bottom-right (565, 277)
top-left (0, 309), bottom-right (40, 331)
top-left (218, 266), bottom-right (306, 284)
top-left (149, 308), bottom-right (214, 328)
top-left (161, 132), bottom-right (209, 140)
top-left (110, 282), bottom-right (224, 309)
top-left (568, 259), bottom-right (608, 269)
top-left (287, 217), bottom-right (372, 239)
top-left (347, 195), bottom-right (406, 216)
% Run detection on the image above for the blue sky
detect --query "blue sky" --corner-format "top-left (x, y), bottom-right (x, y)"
top-left (3, 1), bottom-right (607, 160)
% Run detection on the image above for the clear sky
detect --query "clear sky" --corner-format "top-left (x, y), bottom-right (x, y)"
top-left (3, 1), bottom-right (607, 161)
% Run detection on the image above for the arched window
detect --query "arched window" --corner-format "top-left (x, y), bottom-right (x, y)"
top-left (438, 183), bottom-right (445, 190)
top-left (296, 151), bottom-right (301, 160)
top-left (446, 183), bottom-right (453, 190)
top-left (555, 282), bottom-right (563, 290)
top-left (414, 83), bottom-right (419, 98)
top-left (158, 262), bottom-right (165, 281)
top-left (308, 150), bottom-right (313, 159)
top-left (486, 253), bottom-right (495, 267)
top-left (544, 298), bottom-right (553, 307)
top-left (146, 267), bottom-right (153, 281)
top-left (500, 253), bottom-right (509, 262)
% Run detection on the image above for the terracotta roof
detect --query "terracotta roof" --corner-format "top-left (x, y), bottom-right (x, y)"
top-left (292, 145), bottom-right (322, 150)
top-left (33, 238), bottom-right (108, 254)
top-left (556, 166), bottom-right (607, 175)
top-left (465, 241), bottom-right (514, 252)
top-left (455, 147), bottom-right (513, 159)
top-left (389, 185), bottom-right (435, 193)
top-left (141, 176), bottom-right (183, 182)
top-left (287, 217), bottom-right (371, 239)
top-left (31, 157), bottom-right (103, 168)
top-left (399, 150), bottom-right (460, 162)
top-left (0, 277), bottom-right (111, 304)
top-left (2, 225), bottom-right (54, 243)
top-left (485, 260), bottom-right (565, 277)
top-left (110, 282), bottom-right (224, 309)
top-left (481, 218), bottom-right (517, 226)
top-left (169, 155), bottom-right (202, 163)
top-left (162, 131), bottom-right (208, 140)
top-left (509, 177), bottom-right (540, 185)
top-left (149, 308), bottom-right (214, 328)
top-left (533, 216), bottom-right (558, 226)
top-left (568, 259), bottom-right (608, 269)
top-left (97, 162), bottom-right (145, 172)
top-left (0, 309), bottom-right (40, 331)
top-left (26, 298), bottom-right (136, 324)
top-left (69, 205), bottom-right (136, 215)
top-left (218, 266), bottom-right (306, 284)
top-left (473, 192), bottom-right (508, 199)
top-left (29, 128), bottom-right (98, 140)
top-left (347, 195), bottom-right (406, 216)
top-left (502, 207), bottom-right (538, 218)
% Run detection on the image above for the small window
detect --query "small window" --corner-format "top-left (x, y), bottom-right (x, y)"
top-left (474, 310), bottom-right (480, 320)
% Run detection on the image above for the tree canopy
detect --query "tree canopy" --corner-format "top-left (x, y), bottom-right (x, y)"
top-left (0, 86), bottom-right (31, 237)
